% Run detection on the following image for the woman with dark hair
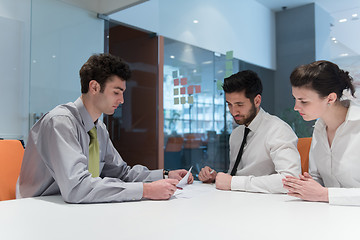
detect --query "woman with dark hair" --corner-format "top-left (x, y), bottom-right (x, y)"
top-left (282, 60), bottom-right (360, 206)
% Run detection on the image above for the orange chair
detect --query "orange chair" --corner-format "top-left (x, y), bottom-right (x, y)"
top-left (183, 133), bottom-right (202, 149)
top-left (0, 140), bottom-right (24, 201)
top-left (165, 137), bottom-right (184, 152)
top-left (297, 137), bottom-right (312, 174)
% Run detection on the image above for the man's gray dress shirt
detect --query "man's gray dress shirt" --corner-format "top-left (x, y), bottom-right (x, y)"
top-left (16, 97), bottom-right (162, 203)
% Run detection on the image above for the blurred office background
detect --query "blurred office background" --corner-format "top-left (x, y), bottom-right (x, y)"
top-left (1, 0), bottom-right (359, 176)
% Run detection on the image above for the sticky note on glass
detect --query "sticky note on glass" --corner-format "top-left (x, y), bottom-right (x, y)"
top-left (188, 85), bottom-right (194, 95)
top-left (192, 75), bottom-right (202, 84)
top-left (180, 87), bottom-right (186, 94)
top-left (217, 80), bottom-right (223, 90)
top-left (181, 78), bottom-right (188, 85)
top-left (188, 96), bottom-right (194, 104)
top-left (225, 70), bottom-right (233, 78)
top-left (174, 78), bottom-right (179, 86)
top-left (226, 51), bottom-right (233, 60)
top-left (174, 88), bottom-right (179, 95)
top-left (174, 98), bottom-right (179, 105)
top-left (195, 85), bottom-right (201, 93)
top-left (179, 68), bottom-right (185, 76)
top-left (180, 97), bottom-right (186, 104)
top-left (226, 61), bottom-right (233, 70)
top-left (172, 71), bottom-right (178, 78)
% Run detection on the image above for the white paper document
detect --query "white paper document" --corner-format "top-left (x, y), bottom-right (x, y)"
top-left (176, 166), bottom-right (192, 188)
top-left (173, 181), bottom-right (217, 199)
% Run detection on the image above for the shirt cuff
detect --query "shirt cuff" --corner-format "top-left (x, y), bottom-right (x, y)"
top-left (328, 187), bottom-right (360, 206)
top-left (121, 182), bottom-right (144, 201)
top-left (151, 169), bottom-right (164, 181)
top-left (231, 176), bottom-right (247, 191)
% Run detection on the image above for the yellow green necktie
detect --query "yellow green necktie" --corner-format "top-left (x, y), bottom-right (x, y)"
top-left (88, 126), bottom-right (100, 177)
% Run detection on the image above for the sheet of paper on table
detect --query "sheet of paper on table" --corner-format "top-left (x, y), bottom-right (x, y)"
top-left (176, 166), bottom-right (193, 188)
top-left (174, 182), bottom-right (217, 199)
top-left (172, 167), bottom-right (218, 199)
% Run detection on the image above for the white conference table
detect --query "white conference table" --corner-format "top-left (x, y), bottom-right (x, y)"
top-left (1, 181), bottom-right (360, 240)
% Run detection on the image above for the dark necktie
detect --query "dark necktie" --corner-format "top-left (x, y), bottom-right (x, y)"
top-left (230, 127), bottom-right (250, 176)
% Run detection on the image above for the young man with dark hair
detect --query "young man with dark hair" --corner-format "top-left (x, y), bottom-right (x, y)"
top-left (17, 53), bottom-right (193, 203)
top-left (198, 70), bottom-right (300, 193)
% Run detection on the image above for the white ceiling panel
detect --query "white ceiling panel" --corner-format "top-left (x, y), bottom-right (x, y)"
top-left (59, 0), bottom-right (148, 14)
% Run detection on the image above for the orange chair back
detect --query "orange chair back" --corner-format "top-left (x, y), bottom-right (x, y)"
top-left (297, 137), bottom-right (312, 174)
top-left (183, 133), bottom-right (202, 149)
top-left (165, 137), bottom-right (183, 152)
top-left (0, 140), bottom-right (24, 201)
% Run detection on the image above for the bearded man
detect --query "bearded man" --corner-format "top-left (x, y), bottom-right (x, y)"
top-left (198, 70), bottom-right (300, 193)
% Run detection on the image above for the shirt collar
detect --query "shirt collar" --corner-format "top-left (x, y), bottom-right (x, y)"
top-left (315, 100), bottom-right (358, 129)
top-left (247, 107), bottom-right (264, 132)
top-left (346, 100), bottom-right (360, 122)
top-left (74, 97), bottom-right (98, 132)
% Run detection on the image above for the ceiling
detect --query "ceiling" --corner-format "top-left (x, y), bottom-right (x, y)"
top-left (255, 0), bottom-right (360, 13)
top-left (62, 0), bottom-right (359, 78)
top-left (63, 0), bottom-right (359, 59)
top-left (59, 0), bottom-right (148, 14)
top-left (256, 0), bottom-right (360, 78)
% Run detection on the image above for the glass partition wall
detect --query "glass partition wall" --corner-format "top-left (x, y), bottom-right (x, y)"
top-left (163, 38), bottom-right (238, 176)
top-left (103, 23), bottom-right (314, 176)
top-left (29, 0), bottom-right (104, 131)
top-left (162, 38), bottom-right (315, 177)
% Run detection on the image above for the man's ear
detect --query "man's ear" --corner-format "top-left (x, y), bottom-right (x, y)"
top-left (254, 94), bottom-right (261, 108)
top-left (88, 80), bottom-right (100, 94)
top-left (327, 92), bottom-right (337, 104)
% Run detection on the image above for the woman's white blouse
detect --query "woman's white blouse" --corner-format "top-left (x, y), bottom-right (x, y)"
top-left (310, 100), bottom-right (360, 206)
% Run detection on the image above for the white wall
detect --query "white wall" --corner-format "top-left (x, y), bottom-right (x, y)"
top-left (110, 0), bottom-right (276, 70)
top-left (0, 0), bottom-right (104, 141)
top-left (30, 0), bottom-right (104, 117)
top-left (0, 0), bottom-right (31, 140)
top-left (315, 3), bottom-right (332, 61)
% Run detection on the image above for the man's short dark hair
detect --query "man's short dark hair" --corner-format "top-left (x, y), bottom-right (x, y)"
top-left (222, 70), bottom-right (263, 101)
top-left (80, 53), bottom-right (131, 93)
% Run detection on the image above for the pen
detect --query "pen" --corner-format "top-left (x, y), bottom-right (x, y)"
top-left (210, 169), bottom-right (215, 174)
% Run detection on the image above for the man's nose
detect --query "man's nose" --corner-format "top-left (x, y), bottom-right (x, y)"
top-left (232, 106), bottom-right (240, 114)
top-left (118, 94), bottom-right (124, 104)
top-left (294, 102), bottom-right (299, 111)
